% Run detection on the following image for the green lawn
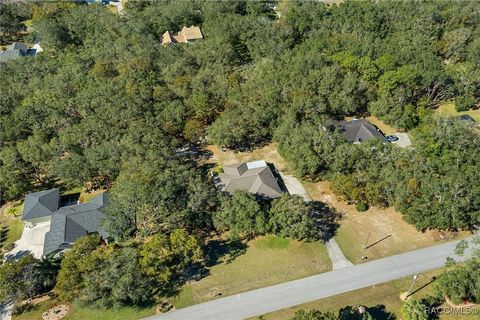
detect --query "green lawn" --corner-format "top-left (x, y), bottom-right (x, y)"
top-left (254, 269), bottom-right (478, 320)
top-left (173, 235), bottom-right (332, 308)
top-left (1, 203), bottom-right (24, 250)
top-left (13, 299), bottom-right (155, 320)
top-left (435, 102), bottom-right (480, 122)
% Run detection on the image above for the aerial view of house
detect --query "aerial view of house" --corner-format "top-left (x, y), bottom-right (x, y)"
top-left (219, 160), bottom-right (283, 199)
top-left (161, 26), bottom-right (203, 45)
top-left (13, 189), bottom-right (108, 258)
top-left (0, 1), bottom-right (479, 320)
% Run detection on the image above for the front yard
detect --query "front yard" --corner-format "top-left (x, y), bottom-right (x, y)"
top-left (13, 299), bottom-right (155, 320)
top-left (304, 180), bottom-right (471, 263)
top-left (173, 235), bottom-right (332, 308)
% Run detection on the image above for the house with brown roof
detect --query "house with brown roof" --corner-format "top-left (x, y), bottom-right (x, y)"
top-left (219, 160), bottom-right (284, 199)
top-left (161, 26), bottom-right (203, 45)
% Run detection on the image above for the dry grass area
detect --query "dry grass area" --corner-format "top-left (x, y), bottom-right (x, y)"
top-left (344, 115), bottom-right (398, 135)
top-left (365, 115), bottom-right (398, 135)
top-left (435, 102), bottom-right (480, 122)
top-left (253, 269), bottom-right (478, 320)
top-left (304, 180), bottom-right (471, 263)
top-left (206, 143), bottom-right (289, 172)
top-left (173, 235), bottom-right (331, 308)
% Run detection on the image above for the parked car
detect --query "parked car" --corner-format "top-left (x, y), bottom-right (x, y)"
top-left (386, 135), bottom-right (399, 142)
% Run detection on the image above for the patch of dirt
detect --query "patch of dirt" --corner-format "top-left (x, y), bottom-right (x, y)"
top-left (42, 305), bottom-right (69, 320)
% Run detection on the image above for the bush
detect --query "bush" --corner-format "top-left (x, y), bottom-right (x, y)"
top-left (356, 202), bottom-right (369, 212)
top-left (455, 94), bottom-right (476, 111)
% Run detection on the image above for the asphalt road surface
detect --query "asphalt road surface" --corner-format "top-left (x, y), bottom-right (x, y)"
top-left (144, 237), bottom-right (474, 320)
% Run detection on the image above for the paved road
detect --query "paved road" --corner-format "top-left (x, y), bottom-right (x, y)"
top-left (144, 237), bottom-right (474, 320)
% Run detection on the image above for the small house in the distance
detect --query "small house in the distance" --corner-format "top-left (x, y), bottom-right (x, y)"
top-left (0, 42), bottom-right (38, 62)
top-left (161, 26), bottom-right (203, 45)
top-left (338, 119), bottom-right (388, 143)
top-left (219, 160), bottom-right (283, 199)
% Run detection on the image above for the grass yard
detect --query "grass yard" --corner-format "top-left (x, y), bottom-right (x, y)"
top-left (173, 235), bottom-right (331, 308)
top-left (206, 143), bottom-right (289, 173)
top-left (1, 202), bottom-right (24, 250)
top-left (13, 299), bottom-right (155, 320)
top-left (435, 102), bottom-right (480, 122)
top-left (253, 269), bottom-right (478, 320)
top-left (303, 180), bottom-right (471, 264)
top-left (365, 115), bottom-right (397, 135)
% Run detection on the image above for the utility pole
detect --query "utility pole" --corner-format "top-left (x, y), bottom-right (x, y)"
top-left (406, 272), bottom-right (420, 298)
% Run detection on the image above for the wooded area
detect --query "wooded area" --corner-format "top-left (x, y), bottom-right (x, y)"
top-left (0, 0), bottom-right (479, 310)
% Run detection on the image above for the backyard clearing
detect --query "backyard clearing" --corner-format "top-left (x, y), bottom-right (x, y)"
top-left (206, 143), bottom-right (288, 172)
top-left (435, 102), bottom-right (480, 122)
top-left (253, 269), bottom-right (478, 320)
top-left (173, 235), bottom-right (332, 308)
top-left (304, 180), bottom-right (471, 263)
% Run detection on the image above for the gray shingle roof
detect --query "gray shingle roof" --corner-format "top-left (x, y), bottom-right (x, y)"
top-left (339, 119), bottom-right (388, 143)
top-left (220, 160), bottom-right (283, 198)
top-left (0, 42), bottom-right (36, 62)
top-left (22, 189), bottom-right (60, 221)
top-left (43, 193), bottom-right (109, 256)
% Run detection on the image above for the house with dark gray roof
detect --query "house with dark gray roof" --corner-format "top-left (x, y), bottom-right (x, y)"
top-left (338, 119), bottom-right (388, 143)
top-left (21, 189), bottom-right (60, 227)
top-left (0, 42), bottom-right (37, 62)
top-left (21, 189), bottom-right (108, 257)
top-left (219, 160), bottom-right (283, 199)
top-left (43, 193), bottom-right (108, 256)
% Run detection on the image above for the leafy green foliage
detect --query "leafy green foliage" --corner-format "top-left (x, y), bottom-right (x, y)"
top-left (434, 238), bottom-right (480, 304)
top-left (139, 229), bottom-right (203, 294)
top-left (213, 191), bottom-right (267, 239)
top-left (400, 300), bottom-right (429, 320)
top-left (0, 254), bottom-right (57, 303)
top-left (268, 194), bottom-right (318, 240)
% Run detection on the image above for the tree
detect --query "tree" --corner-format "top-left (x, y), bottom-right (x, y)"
top-left (268, 194), bottom-right (318, 240)
top-left (139, 229), bottom-right (203, 294)
top-left (78, 246), bottom-right (152, 308)
top-left (213, 191), bottom-right (267, 239)
top-left (55, 234), bottom-right (102, 301)
top-left (0, 3), bottom-right (29, 43)
top-left (0, 254), bottom-right (40, 302)
top-left (401, 300), bottom-right (429, 320)
top-left (104, 158), bottom-right (218, 241)
top-left (434, 237), bottom-right (480, 304)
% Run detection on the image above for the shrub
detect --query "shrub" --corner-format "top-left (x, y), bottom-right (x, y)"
top-left (356, 202), bottom-right (369, 212)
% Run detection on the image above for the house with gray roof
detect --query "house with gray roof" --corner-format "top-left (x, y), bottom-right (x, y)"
top-left (219, 160), bottom-right (283, 199)
top-left (21, 189), bottom-right (108, 257)
top-left (43, 193), bottom-right (108, 256)
top-left (21, 189), bottom-right (60, 227)
top-left (0, 42), bottom-right (37, 62)
top-left (338, 119), bottom-right (388, 143)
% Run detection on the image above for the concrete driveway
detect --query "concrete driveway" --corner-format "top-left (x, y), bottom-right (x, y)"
top-left (391, 132), bottom-right (411, 148)
top-left (5, 222), bottom-right (50, 260)
top-left (279, 173), bottom-right (353, 270)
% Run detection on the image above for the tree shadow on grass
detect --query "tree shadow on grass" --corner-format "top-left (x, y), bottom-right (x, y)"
top-left (309, 201), bottom-right (342, 242)
top-left (366, 305), bottom-right (396, 320)
top-left (0, 225), bottom-right (8, 247)
top-left (204, 237), bottom-right (247, 267)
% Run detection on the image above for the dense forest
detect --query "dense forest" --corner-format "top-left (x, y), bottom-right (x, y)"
top-left (0, 0), bottom-right (479, 308)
